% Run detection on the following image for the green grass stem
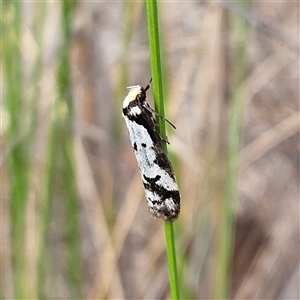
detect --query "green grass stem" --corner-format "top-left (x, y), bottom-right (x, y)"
top-left (145, 1), bottom-right (180, 299)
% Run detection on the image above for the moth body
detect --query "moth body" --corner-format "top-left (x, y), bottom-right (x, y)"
top-left (122, 84), bottom-right (180, 221)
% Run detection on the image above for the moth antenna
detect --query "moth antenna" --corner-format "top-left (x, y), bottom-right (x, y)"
top-left (144, 78), bottom-right (152, 92)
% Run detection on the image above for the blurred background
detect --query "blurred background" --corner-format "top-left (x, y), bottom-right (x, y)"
top-left (1, 1), bottom-right (299, 299)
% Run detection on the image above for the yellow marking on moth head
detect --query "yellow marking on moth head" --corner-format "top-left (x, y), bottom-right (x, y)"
top-left (123, 85), bottom-right (142, 108)
top-left (126, 85), bottom-right (142, 101)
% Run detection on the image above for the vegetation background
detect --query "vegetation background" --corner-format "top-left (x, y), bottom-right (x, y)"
top-left (2, 1), bottom-right (299, 299)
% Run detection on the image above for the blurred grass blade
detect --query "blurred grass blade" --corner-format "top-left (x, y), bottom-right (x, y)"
top-left (3, 2), bottom-right (28, 298)
top-left (37, 1), bottom-right (81, 297)
top-left (60, 2), bottom-right (82, 296)
top-left (214, 1), bottom-right (251, 298)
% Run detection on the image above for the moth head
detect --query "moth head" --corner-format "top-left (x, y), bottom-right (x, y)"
top-left (123, 85), bottom-right (147, 108)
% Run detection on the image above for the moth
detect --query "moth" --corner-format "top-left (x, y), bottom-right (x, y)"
top-left (122, 80), bottom-right (180, 221)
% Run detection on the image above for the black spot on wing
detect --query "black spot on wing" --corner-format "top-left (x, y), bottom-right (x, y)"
top-left (122, 107), bottom-right (129, 116)
top-left (146, 187), bottom-right (180, 221)
top-left (143, 174), bottom-right (161, 183)
top-left (141, 143), bottom-right (146, 148)
top-left (133, 142), bottom-right (137, 151)
top-left (143, 175), bottom-right (180, 206)
top-left (152, 149), bottom-right (175, 180)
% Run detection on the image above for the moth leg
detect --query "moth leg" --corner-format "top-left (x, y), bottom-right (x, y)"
top-left (144, 103), bottom-right (176, 129)
top-left (161, 136), bottom-right (170, 145)
top-left (156, 129), bottom-right (170, 144)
